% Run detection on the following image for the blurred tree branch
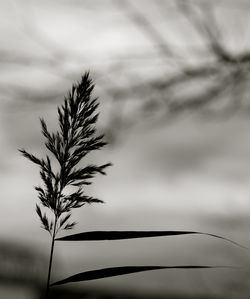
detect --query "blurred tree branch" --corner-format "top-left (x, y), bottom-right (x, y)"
top-left (102, 0), bottom-right (250, 140)
top-left (1, 0), bottom-right (250, 141)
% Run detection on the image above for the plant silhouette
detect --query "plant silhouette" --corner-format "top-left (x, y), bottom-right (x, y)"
top-left (20, 72), bottom-right (111, 298)
top-left (20, 72), bottom-right (248, 298)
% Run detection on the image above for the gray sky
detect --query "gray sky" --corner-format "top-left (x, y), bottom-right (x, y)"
top-left (1, 0), bottom-right (250, 297)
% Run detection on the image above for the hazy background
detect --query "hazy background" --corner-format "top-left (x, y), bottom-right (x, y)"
top-left (1, 0), bottom-right (250, 298)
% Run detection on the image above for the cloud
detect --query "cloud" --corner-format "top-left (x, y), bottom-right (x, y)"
top-left (133, 116), bottom-right (250, 181)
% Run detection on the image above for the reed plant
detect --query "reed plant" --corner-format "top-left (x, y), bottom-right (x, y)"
top-left (20, 73), bottom-right (111, 298)
top-left (20, 72), bottom-right (247, 298)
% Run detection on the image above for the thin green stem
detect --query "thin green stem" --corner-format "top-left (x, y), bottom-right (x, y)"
top-left (45, 217), bottom-right (58, 299)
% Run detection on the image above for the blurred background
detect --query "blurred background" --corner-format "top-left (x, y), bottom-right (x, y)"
top-left (1, 0), bottom-right (250, 298)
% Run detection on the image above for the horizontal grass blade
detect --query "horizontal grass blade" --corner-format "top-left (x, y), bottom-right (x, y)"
top-left (51, 265), bottom-right (232, 286)
top-left (56, 230), bottom-right (249, 250)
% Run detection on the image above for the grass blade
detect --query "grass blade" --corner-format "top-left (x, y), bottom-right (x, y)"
top-left (56, 230), bottom-right (249, 250)
top-left (51, 265), bottom-right (232, 286)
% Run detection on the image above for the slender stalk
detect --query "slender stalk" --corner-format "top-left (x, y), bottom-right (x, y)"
top-left (45, 217), bottom-right (57, 299)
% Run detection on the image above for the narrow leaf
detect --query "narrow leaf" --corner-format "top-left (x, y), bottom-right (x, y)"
top-left (59, 213), bottom-right (71, 228)
top-left (64, 222), bottom-right (77, 230)
top-left (36, 204), bottom-right (42, 219)
top-left (51, 265), bottom-right (232, 286)
top-left (19, 149), bottom-right (41, 165)
top-left (56, 230), bottom-right (249, 250)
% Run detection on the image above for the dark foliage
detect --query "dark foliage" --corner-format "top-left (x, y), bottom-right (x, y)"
top-left (19, 72), bottom-right (111, 236)
top-left (55, 230), bottom-right (249, 250)
top-left (51, 265), bottom-right (232, 286)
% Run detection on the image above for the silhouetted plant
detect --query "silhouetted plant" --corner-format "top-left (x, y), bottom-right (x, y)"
top-left (20, 72), bottom-right (248, 298)
top-left (19, 72), bottom-right (111, 298)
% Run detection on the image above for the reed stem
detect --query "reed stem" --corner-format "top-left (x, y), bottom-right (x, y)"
top-left (45, 217), bottom-right (57, 299)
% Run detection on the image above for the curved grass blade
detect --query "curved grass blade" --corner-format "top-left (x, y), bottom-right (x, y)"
top-left (51, 265), bottom-right (232, 286)
top-left (56, 230), bottom-right (249, 250)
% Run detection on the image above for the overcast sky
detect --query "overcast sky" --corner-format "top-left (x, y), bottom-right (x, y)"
top-left (1, 0), bottom-right (250, 297)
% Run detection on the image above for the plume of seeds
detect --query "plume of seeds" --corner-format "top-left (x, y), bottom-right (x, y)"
top-left (19, 72), bottom-right (111, 237)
